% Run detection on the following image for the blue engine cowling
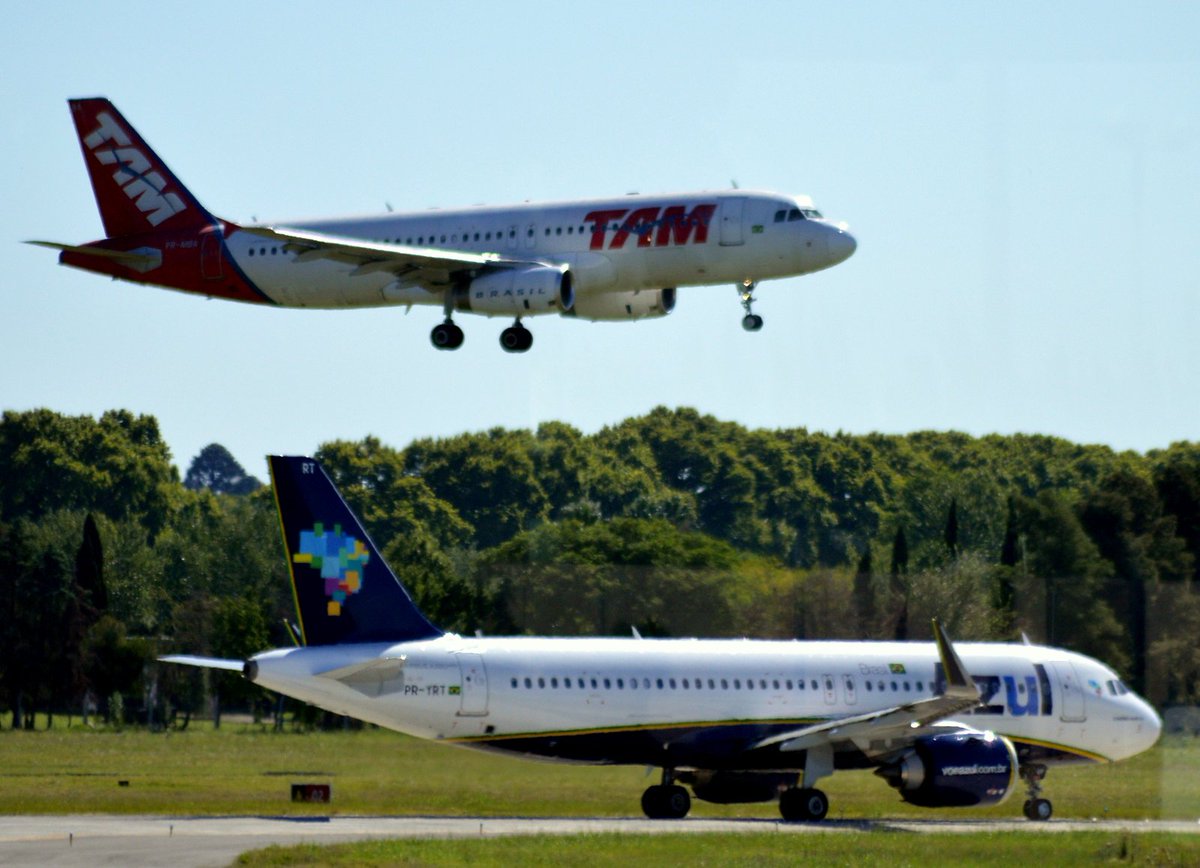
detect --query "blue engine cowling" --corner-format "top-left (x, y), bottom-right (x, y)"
top-left (876, 730), bottom-right (1018, 808)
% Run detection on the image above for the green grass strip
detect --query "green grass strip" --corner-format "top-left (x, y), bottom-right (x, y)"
top-left (235, 831), bottom-right (1200, 867)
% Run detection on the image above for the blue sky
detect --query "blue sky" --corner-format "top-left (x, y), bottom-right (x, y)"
top-left (3, 3), bottom-right (1198, 479)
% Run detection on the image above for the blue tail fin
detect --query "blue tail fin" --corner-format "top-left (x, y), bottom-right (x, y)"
top-left (269, 456), bottom-right (443, 646)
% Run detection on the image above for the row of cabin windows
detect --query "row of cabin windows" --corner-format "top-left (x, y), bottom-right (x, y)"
top-left (245, 216), bottom-right (716, 257)
top-left (508, 674), bottom-right (929, 694)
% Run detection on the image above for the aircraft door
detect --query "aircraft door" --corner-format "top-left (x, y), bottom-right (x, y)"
top-left (822, 673), bottom-right (837, 705)
top-left (201, 233), bottom-right (222, 280)
top-left (1050, 661), bottom-right (1086, 722)
top-left (507, 224), bottom-right (518, 250)
top-left (719, 197), bottom-right (746, 246)
top-left (456, 653), bottom-right (489, 716)
top-left (525, 223), bottom-right (537, 249)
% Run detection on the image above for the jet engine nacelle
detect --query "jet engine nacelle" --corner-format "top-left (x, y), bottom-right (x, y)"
top-left (459, 265), bottom-right (574, 316)
top-left (566, 287), bottom-right (676, 321)
top-left (876, 731), bottom-right (1017, 808)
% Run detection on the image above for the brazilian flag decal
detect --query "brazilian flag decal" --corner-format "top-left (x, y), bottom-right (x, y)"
top-left (889, 663), bottom-right (907, 674)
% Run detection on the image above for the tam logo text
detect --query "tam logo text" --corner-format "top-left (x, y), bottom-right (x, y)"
top-left (584, 204), bottom-right (716, 251)
top-left (84, 112), bottom-right (187, 227)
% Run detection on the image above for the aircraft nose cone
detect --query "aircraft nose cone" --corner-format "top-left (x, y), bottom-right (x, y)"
top-left (827, 227), bottom-right (857, 264)
top-left (1142, 701), bottom-right (1163, 751)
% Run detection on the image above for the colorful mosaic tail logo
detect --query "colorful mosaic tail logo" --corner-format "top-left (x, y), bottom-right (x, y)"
top-left (292, 523), bottom-right (370, 617)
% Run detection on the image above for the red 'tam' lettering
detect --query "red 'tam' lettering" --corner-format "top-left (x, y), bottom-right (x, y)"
top-left (584, 204), bottom-right (716, 251)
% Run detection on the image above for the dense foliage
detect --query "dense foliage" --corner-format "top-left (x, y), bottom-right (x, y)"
top-left (1, 406), bottom-right (1198, 729)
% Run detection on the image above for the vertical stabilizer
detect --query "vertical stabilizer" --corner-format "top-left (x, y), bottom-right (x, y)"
top-left (68, 98), bottom-right (215, 238)
top-left (269, 456), bottom-right (443, 646)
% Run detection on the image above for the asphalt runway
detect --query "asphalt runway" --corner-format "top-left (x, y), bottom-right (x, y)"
top-left (2, 814), bottom-right (1198, 867)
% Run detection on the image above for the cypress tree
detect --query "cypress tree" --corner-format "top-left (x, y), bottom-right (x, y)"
top-left (890, 527), bottom-right (909, 640)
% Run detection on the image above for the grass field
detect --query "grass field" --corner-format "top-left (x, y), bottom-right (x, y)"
top-left (1, 721), bottom-right (1198, 821)
top-left (234, 832), bottom-right (1200, 867)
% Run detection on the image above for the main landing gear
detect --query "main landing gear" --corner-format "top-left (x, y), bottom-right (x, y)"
top-left (430, 318), bottom-right (535, 352)
top-left (499, 319), bottom-right (533, 353)
top-left (739, 279), bottom-right (763, 331)
top-left (641, 771), bottom-right (691, 820)
top-left (1020, 763), bottom-right (1052, 821)
top-left (430, 318), bottom-right (464, 350)
top-left (778, 786), bottom-right (829, 822)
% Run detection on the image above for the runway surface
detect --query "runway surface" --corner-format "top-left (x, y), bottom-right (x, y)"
top-left (2, 814), bottom-right (1197, 867)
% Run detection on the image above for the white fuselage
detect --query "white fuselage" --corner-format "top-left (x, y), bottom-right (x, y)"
top-left (249, 634), bottom-right (1160, 770)
top-left (226, 190), bottom-right (854, 312)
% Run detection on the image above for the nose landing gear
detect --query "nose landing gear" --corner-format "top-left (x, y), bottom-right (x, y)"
top-left (739, 280), bottom-right (763, 331)
top-left (1020, 763), bottom-right (1052, 821)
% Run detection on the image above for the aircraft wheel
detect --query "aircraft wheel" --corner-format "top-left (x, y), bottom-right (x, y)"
top-left (1023, 798), bottom-right (1052, 821)
top-left (779, 787), bottom-right (828, 822)
top-left (741, 313), bottom-right (764, 332)
top-left (500, 325), bottom-right (532, 353)
top-left (431, 321), bottom-right (464, 350)
top-left (641, 784), bottom-right (690, 819)
top-left (662, 784), bottom-right (690, 819)
top-left (641, 785), bottom-right (663, 818)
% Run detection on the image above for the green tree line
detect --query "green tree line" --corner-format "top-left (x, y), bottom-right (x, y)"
top-left (2, 406), bottom-right (1198, 730)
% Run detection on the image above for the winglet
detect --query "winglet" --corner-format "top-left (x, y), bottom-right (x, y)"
top-left (932, 618), bottom-right (980, 702)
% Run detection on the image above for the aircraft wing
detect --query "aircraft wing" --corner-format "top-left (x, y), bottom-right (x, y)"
top-left (751, 620), bottom-right (982, 758)
top-left (240, 225), bottom-right (539, 290)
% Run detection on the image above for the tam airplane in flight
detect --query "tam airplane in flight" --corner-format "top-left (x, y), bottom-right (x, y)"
top-left (30, 98), bottom-right (856, 352)
top-left (166, 457), bottom-right (1161, 822)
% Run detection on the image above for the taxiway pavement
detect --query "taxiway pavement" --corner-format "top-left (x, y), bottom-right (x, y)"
top-left (2, 813), bottom-right (1197, 867)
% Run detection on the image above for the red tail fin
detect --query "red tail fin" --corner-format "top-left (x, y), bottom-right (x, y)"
top-left (69, 98), bottom-right (215, 238)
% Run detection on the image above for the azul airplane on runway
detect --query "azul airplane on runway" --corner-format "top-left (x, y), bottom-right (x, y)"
top-left (30, 98), bottom-right (856, 352)
top-left (165, 457), bottom-right (1161, 822)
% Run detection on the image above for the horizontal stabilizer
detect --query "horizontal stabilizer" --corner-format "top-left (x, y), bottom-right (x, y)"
top-left (317, 655), bottom-right (408, 697)
top-left (159, 654), bottom-right (244, 672)
top-left (26, 240), bottom-right (160, 269)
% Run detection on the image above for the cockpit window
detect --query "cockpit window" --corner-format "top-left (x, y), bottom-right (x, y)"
top-left (779, 206), bottom-right (824, 222)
